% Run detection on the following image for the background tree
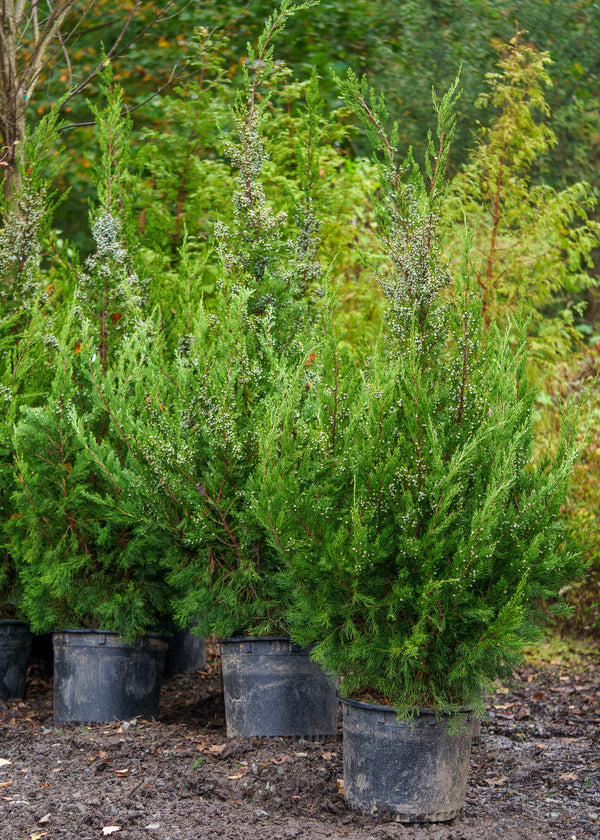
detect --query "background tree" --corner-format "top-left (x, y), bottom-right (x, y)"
top-left (0, 0), bottom-right (216, 206)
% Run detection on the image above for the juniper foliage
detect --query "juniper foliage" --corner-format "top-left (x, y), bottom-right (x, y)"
top-left (71, 1), bottom-right (326, 639)
top-left (9, 73), bottom-right (174, 641)
top-left (255, 76), bottom-right (584, 714)
top-left (0, 106), bottom-right (68, 616)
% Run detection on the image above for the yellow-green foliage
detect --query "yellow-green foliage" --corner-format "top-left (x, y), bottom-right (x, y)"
top-left (445, 33), bottom-right (600, 368)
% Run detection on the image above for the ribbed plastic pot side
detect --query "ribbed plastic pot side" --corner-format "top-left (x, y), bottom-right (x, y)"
top-left (52, 629), bottom-right (169, 724)
top-left (0, 620), bottom-right (32, 701)
top-left (219, 636), bottom-right (338, 739)
top-left (340, 694), bottom-right (473, 823)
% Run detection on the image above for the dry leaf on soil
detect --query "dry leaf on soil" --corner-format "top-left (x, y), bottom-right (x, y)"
top-left (0, 781), bottom-right (12, 789)
top-left (30, 831), bottom-right (47, 840)
top-left (102, 827), bottom-right (121, 836)
top-left (485, 777), bottom-right (506, 787)
top-left (515, 706), bottom-right (531, 720)
top-left (0, 758), bottom-right (11, 766)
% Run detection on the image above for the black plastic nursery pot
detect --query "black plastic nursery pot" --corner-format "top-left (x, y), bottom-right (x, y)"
top-left (471, 716), bottom-right (482, 746)
top-left (52, 629), bottom-right (169, 724)
top-left (341, 695), bottom-right (473, 823)
top-left (163, 627), bottom-right (206, 677)
top-left (0, 620), bottom-right (32, 701)
top-left (219, 635), bottom-right (338, 739)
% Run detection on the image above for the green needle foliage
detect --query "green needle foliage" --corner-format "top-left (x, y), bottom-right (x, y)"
top-left (76, 0), bottom-right (327, 638)
top-left (9, 70), bottom-right (174, 641)
top-left (0, 105), bottom-right (67, 617)
top-left (255, 75), bottom-right (585, 715)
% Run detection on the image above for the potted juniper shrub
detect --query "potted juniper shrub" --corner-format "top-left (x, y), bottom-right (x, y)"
top-left (0, 107), bottom-right (68, 700)
top-left (8, 76), bottom-right (174, 724)
top-left (254, 77), bottom-right (584, 820)
top-left (89, 2), bottom-right (338, 739)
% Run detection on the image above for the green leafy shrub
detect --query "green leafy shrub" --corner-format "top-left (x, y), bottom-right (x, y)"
top-left (0, 105), bottom-right (68, 618)
top-left (132, 27), bottom-right (383, 351)
top-left (9, 73), bottom-right (175, 641)
top-left (71, 1), bottom-right (327, 639)
top-left (255, 75), bottom-right (585, 714)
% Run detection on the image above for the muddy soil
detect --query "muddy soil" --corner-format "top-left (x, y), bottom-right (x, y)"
top-left (0, 641), bottom-right (598, 840)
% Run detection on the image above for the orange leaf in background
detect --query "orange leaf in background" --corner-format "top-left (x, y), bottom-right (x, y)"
top-left (304, 353), bottom-right (316, 367)
top-left (336, 778), bottom-right (344, 793)
top-left (111, 312), bottom-right (123, 323)
top-left (73, 341), bottom-right (81, 353)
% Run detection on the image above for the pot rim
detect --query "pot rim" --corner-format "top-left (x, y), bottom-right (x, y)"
top-left (218, 634), bottom-right (291, 644)
top-left (338, 691), bottom-right (473, 716)
top-left (51, 627), bottom-right (169, 640)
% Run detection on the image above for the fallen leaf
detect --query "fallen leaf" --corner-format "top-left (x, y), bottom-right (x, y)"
top-left (30, 832), bottom-right (47, 840)
top-left (0, 759), bottom-right (11, 767)
top-left (485, 777), bottom-right (506, 787)
top-left (208, 743), bottom-right (227, 755)
top-left (38, 814), bottom-right (51, 824)
top-left (102, 828), bottom-right (121, 836)
top-left (559, 772), bottom-right (578, 781)
top-left (0, 781), bottom-right (12, 789)
top-left (336, 778), bottom-right (345, 794)
top-left (97, 750), bottom-right (107, 759)
top-left (228, 770), bottom-right (247, 780)
top-left (534, 743), bottom-right (549, 750)
top-left (114, 769), bottom-right (129, 777)
top-left (496, 712), bottom-right (515, 720)
top-left (321, 751), bottom-right (334, 761)
top-left (515, 706), bottom-right (531, 720)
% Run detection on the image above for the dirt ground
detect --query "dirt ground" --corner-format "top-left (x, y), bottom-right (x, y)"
top-left (0, 638), bottom-right (598, 840)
